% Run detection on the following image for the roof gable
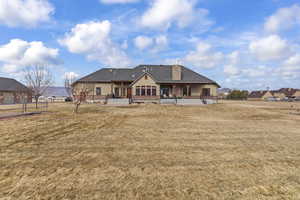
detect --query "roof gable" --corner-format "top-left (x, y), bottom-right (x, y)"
top-left (278, 88), bottom-right (299, 96)
top-left (129, 72), bottom-right (157, 87)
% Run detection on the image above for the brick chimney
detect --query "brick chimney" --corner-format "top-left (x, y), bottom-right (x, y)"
top-left (172, 65), bottom-right (182, 80)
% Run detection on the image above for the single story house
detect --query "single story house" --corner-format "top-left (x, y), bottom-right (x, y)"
top-left (271, 91), bottom-right (286, 100)
top-left (39, 86), bottom-right (71, 102)
top-left (73, 65), bottom-right (220, 104)
top-left (248, 91), bottom-right (274, 101)
top-left (248, 88), bottom-right (300, 101)
top-left (277, 88), bottom-right (300, 99)
top-left (0, 77), bottom-right (32, 104)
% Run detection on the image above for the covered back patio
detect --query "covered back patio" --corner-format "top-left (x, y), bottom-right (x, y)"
top-left (160, 84), bottom-right (213, 99)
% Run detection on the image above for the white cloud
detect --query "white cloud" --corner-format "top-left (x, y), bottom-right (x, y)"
top-left (249, 35), bottom-right (292, 61)
top-left (284, 54), bottom-right (300, 66)
top-left (242, 66), bottom-right (267, 77)
top-left (275, 65), bottom-right (300, 80)
top-left (134, 35), bottom-right (168, 52)
top-left (223, 51), bottom-right (242, 76)
top-left (64, 71), bottom-right (79, 80)
top-left (224, 48), bottom-right (270, 80)
top-left (134, 36), bottom-right (153, 50)
top-left (275, 54), bottom-right (300, 80)
top-left (59, 20), bottom-right (131, 67)
top-left (224, 65), bottom-right (239, 76)
top-left (1, 64), bottom-right (20, 74)
top-left (140, 0), bottom-right (212, 30)
top-left (228, 51), bottom-right (240, 65)
top-left (59, 21), bottom-right (111, 54)
top-left (184, 42), bottom-right (223, 68)
top-left (224, 64), bottom-right (272, 90)
top-left (100, 0), bottom-right (139, 3)
top-left (100, 0), bottom-right (140, 4)
top-left (0, 39), bottom-right (60, 74)
top-left (264, 4), bottom-right (300, 33)
top-left (0, 0), bottom-right (54, 27)
top-left (152, 35), bottom-right (168, 52)
top-left (121, 40), bottom-right (128, 49)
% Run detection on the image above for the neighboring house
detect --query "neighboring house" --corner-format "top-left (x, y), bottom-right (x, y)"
top-left (272, 91), bottom-right (286, 100)
top-left (248, 88), bottom-right (300, 101)
top-left (248, 91), bottom-right (274, 101)
top-left (40, 87), bottom-right (71, 102)
top-left (73, 65), bottom-right (220, 103)
top-left (277, 88), bottom-right (300, 99)
top-left (0, 77), bottom-right (32, 104)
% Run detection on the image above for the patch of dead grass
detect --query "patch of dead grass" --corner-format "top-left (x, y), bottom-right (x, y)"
top-left (0, 101), bottom-right (300, 199)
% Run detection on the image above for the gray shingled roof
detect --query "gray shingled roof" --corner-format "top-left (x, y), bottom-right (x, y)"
top-left (76, 65), bottom-right (220, 86)
top-left (278, 88), bottom-right (299, 97)
top-left (43, 87), bottom-right (71, 97)
top-left (248, 91), bottom-right (268, 98)
top-left (0, 77), bottom-right (29, 92)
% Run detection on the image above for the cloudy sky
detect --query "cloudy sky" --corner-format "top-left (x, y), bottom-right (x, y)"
top-left (0, 0), bottom-right (300, 90)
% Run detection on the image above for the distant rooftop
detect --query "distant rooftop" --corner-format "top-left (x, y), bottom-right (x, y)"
top-left (43, 87), bottom-right (70, 97)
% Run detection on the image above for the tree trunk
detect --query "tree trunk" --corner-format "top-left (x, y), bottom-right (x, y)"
top-left (73, 101), bottom-right (81, 113)
top-left (35, 96), bottom-right (39, 109)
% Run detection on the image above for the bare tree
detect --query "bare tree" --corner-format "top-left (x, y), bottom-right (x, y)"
top-left (64, 73), bottom-right (76, 98)
top-left (23, 66), bottom-right (53, 109)
top-left (64, 74), bottom-right (89, 113)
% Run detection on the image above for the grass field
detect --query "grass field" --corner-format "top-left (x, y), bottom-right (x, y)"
top-left (0, 101), bottom-right (300, 199)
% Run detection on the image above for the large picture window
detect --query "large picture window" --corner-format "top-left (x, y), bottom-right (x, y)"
top-left (152, 86), bottom-right (157, 96)
top-left (136, 86), bottom-right (141, 96)
top-left (146, 86), bottom-right (151, 96)
top-left (121, 88), bottom-right (126, 96)
top-left (202, 88), bottom-right (211, 97)
top-left (141, 86), bottom-right (146, 96)
top-left (135, 85), bottom-right (157, 96)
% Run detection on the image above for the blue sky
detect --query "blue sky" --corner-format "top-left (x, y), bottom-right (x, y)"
top-left (0, 0), bottom-right (300, 90)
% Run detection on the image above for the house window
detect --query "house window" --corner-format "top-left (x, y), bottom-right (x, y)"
top-left (152, 86), bottom-right (157, 96)
top-left (121, 88), bottom-right (126, 96)
top-left (145, 75), bottom-right (148, 80)
top-left (183, 86), bottom-right (191, 96)
top-left (146, 86), bottom-right (151, 96)
top-left (141, 86), bottom-right (146, 96)
top-left (96, 87), bottom-right (101, 96)
top-left (114, 88), bottom-right (120, 97)
top-left (136, 86), bottom-right (141, 96)
top-left (202, 88), bottom-right (211, 97)
top-left (136, 85), bottom-right (157, 96)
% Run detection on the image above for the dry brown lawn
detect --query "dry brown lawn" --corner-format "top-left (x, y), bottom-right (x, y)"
top-left (0, 101), bottom-right (300, 200)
